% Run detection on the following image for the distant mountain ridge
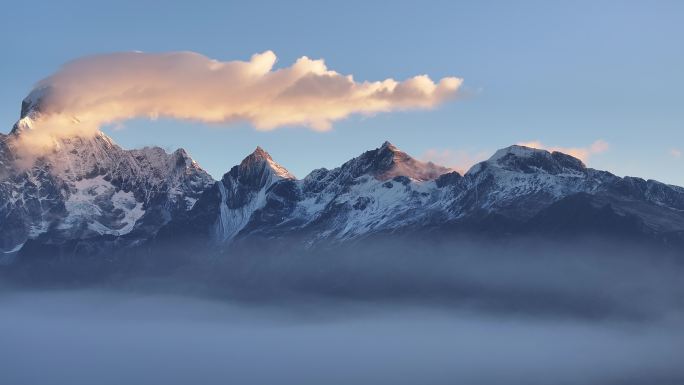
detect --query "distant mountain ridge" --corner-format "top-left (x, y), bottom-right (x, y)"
top-left (2, 97), bottom-right (684, 266)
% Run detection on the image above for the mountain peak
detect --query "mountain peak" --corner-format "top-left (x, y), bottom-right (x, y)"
top-left (239, 146), bottom-right (286, 172)
top-left (342, 141), bottom-right (451, 182)
top-left (468, 144), bottom-right (586, 175)
top-left (251, 146), bottom-right (271, 160)
top-left (10, 87), bottom-right (50, 135)
top-left (380, 141), bottom-right (398, 151)
top-left (20, 86), bottom-right (51, 119)
top-left (488, 145), bottom-right (548, 162)
top-left (225, 146), bottom-right (294, 188)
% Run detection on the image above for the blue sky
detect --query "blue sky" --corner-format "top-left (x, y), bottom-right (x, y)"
top-left (1, 0), bottom-right (683, 184)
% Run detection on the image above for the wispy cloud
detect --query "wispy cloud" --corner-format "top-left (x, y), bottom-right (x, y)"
top-left (421, 148), bottom-right (490, 174)
top-left (517, 139), bottom-right (609, 163)
top-left (670, 149), bottom-right (682, 159)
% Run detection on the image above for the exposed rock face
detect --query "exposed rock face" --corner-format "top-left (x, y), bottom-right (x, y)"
top-left (159, 142), bottom-right (684, 249)
top-left (213, 146), bottom-right (296, 242)
top-left (3, 99), bottom-right (684, 266)
top-left (0, 101), bottom-right (213, 263)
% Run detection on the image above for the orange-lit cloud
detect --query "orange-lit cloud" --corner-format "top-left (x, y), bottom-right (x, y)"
top-left (670, 149), bottom-right (682, 159)
top-left (517, 139), bottom-right (609, 163)
top-left (14, 51), bottom-right (462, 155)
top-left (421, 148), bottom-right (490, 174)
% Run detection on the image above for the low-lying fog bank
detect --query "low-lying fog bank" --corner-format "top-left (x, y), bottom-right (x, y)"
top-left (8, 237), bottom-right (684, 319)
top-left (2, 238), bottom-right (683, 384)
top-left (0, 289), bottom-right (683, 385)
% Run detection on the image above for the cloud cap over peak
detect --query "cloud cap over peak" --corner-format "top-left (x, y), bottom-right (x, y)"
top-left (19, 50), bottom-right (461, 140)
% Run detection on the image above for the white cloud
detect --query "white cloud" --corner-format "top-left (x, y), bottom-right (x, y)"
top-left (14, 51), bottom-right (462, 154)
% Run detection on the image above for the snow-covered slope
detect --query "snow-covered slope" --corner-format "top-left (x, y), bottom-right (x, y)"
top-left (3, 94), bottom-right (684, 262)
top-left (460, 145), bottom-right (603, 218)
top-left (461, 145), bottom-right (684, 232)
top-left (164, 142), bottom-right (684, 246)
top-left (0, 101), bottom-right (213, 259)
top-left (290, 142), bottom-right (456, 240)
top-left (214, 146), bottom-right (295, 241)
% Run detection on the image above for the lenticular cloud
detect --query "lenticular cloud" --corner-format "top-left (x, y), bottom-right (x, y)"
top-left (21, 50), bottom-right (462, 138)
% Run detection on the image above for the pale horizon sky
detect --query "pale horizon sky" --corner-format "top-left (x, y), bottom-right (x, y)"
top-left (1, 1), bottom-right (683, 184)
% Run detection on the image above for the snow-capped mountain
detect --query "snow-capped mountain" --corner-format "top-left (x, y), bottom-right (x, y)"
top-left (0, 97), bottom-right (213, 263)
top-left (2, 96), bottom-right (684, 265)
top-left (157, 141), bottom-right (684, 250)
top-left (214, 146), bottom-right (296, 242)
top-left (463, 144), bottom-right (684, 238)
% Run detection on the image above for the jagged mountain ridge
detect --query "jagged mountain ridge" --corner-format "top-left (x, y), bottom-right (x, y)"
top-left (0, 100), bottom-right (214, 263)
top-left (175, 140), bottom-right (684, 247)
top-left (2, 96), bottom-right (684, 264)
